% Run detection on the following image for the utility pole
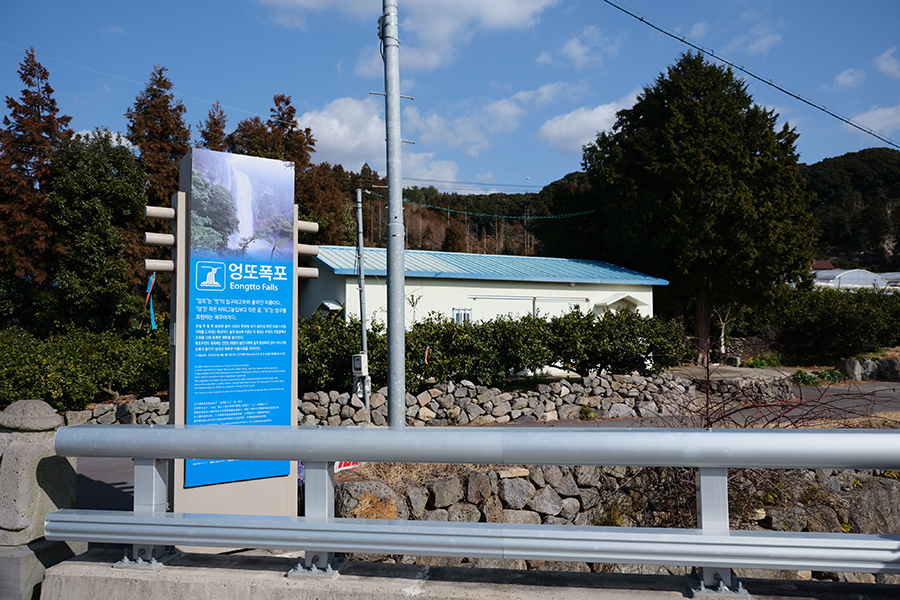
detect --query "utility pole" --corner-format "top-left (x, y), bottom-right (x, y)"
top-left (380, 0), bottom-right (406, 427)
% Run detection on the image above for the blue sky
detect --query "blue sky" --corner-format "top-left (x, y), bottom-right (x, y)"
top-left (2, 1), bottom-right (899, 195)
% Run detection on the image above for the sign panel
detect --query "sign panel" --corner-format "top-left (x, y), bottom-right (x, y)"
top-left (184, 149), bottom-right (295, 488)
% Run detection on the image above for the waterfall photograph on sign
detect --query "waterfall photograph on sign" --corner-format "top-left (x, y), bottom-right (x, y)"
top-left (190, 148), bottom-right (295, 259)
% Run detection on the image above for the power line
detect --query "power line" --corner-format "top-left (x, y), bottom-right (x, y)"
top-left (365, 190), bottom-right (595, 221)
top-left (602, 0), bottom-right (899, 151)
top-left (403, 177), bottom-right (543, 191)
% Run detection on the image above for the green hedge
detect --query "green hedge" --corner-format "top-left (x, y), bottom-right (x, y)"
top-left (299, 308), bottom-right (691, 394)
top-left (776, 287), bottom-right (900, 362)
top-left (0, 327), bottom-right (169, 411)
top-left (1, 308), bottom-right (690, 410)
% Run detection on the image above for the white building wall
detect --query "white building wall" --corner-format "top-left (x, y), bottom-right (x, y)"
top-left (303, 275), bottom-right (656, 326)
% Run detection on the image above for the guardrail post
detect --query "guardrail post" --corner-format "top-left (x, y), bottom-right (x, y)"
top-left (131, 458), bottom-right (168, 563)
top-left (695, 467), bottom-right (743, 594)
top-left (302, 461), bottom-right (336, 571)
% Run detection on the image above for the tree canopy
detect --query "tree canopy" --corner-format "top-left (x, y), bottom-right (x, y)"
top-left (0, 47), bottom-right (73, 282)
top-left (125, 65), bottom-right (191, 209)
top-left (45, 129), bottom-right (148, 331)
top-left (540, 52), bottom-right (818, 360)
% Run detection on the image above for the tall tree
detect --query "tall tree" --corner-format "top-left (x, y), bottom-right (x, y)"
top-left (577, 53), bottom-right (817, 361)
top-left (45, 129), bottom-right (148, 332)
top-left (0, 47), bottom-right (73, 282)
top-left (198, 101), bottom-right (228, 151)
top-left (125, 65), bottom-right (191, 208)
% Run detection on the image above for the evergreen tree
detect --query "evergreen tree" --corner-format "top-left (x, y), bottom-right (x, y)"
top-left (0, 47), bottom-right (73, 282)
top-left (45, 129), bottom-right (148, 332)
top-left (125, 65), bottom-right (191, 208)
top-left (198, 101), bottom-right (228, 151)
top-left (442, 220), bottom-right (467, 252)
top-left (578, 53), bottom-right (817, 361)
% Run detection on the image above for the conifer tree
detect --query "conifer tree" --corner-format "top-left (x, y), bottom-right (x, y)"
top-left (198, 101), bottom-right (228, 151)
top-left (576, 53), bottom-right (817, 362)
top-left (125, 65), bottom-right (191, 208)
top-left (0, 47), bottom-right (73, 282)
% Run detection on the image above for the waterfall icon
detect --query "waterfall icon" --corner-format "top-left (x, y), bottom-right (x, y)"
top-left (200, 267), bottom-right (220, 287)
top-left (195, 261), bottom-right (226, 291)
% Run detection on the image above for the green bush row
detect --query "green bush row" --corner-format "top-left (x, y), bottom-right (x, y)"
top-left (298, 308), bottom-right (692, 394)
top-left (0, 327), bottom-right (169, 411)
top-left (0, 307), bottom-right (688, 410)
top-left (776, 287), bottom-right (900, 362)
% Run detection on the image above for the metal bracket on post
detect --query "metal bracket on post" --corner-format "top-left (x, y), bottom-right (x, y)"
top-left (114, 457), bottom-right (178, 570)
top-left (288, 461), bottom-right (347, 578)
top-left (688, 467), bottom-right (747, 597)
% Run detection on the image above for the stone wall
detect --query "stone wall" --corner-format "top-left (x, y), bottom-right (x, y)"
top-left (296, 371), bottom-right (792, 428)
top-left (63, 397), bottom-right (169, 426)
top-left (334, 462), bottom-right (900, 583)
top-left (837, 356), bottom-right (900, 381)
top-left (63, 370), bottom-right (794, 428)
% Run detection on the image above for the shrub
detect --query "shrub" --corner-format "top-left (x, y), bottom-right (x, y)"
top-left (791, 368), bottom-right (818, 386)
top-left (548, 308), bottom-right (691, 377)
top-left (0, 326), bottom-right (168, 411)
top-left (777, 287), bottom-right (896, 361)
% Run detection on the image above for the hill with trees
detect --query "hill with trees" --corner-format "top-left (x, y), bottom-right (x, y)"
top-left (801, 147), bottom-right (900, 271)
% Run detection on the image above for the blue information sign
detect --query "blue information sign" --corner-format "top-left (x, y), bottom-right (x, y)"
top-left (183, 149), bottom-right (295, 488)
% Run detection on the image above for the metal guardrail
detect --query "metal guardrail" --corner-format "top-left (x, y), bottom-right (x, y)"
top-left (46, 425), bottom-right (900, 591)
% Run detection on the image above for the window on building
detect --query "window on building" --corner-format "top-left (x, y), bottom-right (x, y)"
top-left (452, 307), bottom-right (472, 325)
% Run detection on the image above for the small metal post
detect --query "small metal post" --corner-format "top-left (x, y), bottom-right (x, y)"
top-left (303, 461), bottom-right (335, 570)
top-left (132, 458), bottom-right (167, 562)
top-left (356, 189), bottom-right (371, 422)
top-left (696, 467), bottom-right (732, 589)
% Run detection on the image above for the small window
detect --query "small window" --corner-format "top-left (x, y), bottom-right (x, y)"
top-left (452, 307), bottom-right (472, 325)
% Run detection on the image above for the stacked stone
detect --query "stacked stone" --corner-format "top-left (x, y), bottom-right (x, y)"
top-left (837, 356), bottom-right (900, 381)
top-left (699, 376), bottom-right (794, 404)
top-left (337, 465), bottom-right (632, 527)
top-left (59, 370), bottom-right (793, 428)
top-left (63, 397), bottom-right (169, 426)
top-left (297, 391), bottom-right (373, 426)
top-left (294, 372), bottom-right (705, 427)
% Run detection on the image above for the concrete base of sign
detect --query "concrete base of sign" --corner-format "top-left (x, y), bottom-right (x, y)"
top-left (41, 548), bottom-right (900, 600)
top-left (0, 539), bottom-right (85, 600)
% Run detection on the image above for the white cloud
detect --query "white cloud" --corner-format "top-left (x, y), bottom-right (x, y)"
top-left (404, 82), bottom-right (581, 157)
top-left (832, 68), bottom-right (865, 90)
top-left (104, 25), bottom-right (125, 35)
top-left (689, 22), bottom-right (708, 39)
top-left (296, 97), bottom-right (385, 171)
top-left (558, 26), bottom-right (624, 70)
top-left (724, 22), bottom-right (783, 57)
top-left (259, 0), bottom-right (559, 73)
top-left (852, 102), bottom-right (900, 136)
top-left (295, 96), bottom-right (463, 182)
top-left (401, 150), bottom-right (459, 183)
top-left (874, 47), bottom-right (900, 79)
top-left (536, 90), bottom-right (639, 155)
top-left (536, 50), bottom-right (553, 65)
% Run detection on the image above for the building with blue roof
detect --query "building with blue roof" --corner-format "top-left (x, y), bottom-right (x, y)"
top-left (300, 246), bottom-right (667, 325)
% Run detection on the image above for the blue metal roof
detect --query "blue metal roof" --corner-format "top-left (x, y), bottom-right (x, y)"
top-left (313, 246), bottom-right (668, 286)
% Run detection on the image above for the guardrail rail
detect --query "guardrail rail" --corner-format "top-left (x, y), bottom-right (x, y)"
top-left (46, 425), bottom-right (900, 593)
